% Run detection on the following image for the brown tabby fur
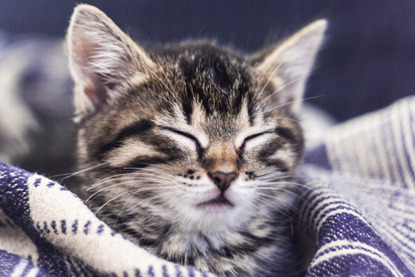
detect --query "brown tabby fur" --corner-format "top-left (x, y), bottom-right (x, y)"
top-left (67, 4), bottom-right (326, 276)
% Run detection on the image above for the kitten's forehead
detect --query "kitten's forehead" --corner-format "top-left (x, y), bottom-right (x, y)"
top-left (158, 42), bottom-right (258, 129)
top-left (189, 98), bottom-right (251, 134)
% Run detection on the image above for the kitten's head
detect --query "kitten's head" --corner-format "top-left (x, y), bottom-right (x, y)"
top-left (67, 5), bottom-right (326, 233)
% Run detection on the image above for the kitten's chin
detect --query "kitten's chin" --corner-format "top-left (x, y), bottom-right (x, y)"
top-left (196, 195), bottom-right (234, 214)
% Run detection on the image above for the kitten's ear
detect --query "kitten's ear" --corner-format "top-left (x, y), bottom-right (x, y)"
top-left (252, 20), bottom-right (327, 113)
top-left (66, 4), bottom-right (155, 119)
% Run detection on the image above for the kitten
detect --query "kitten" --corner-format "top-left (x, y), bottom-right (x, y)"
top-left (67, 4), bottom-right (326, 276)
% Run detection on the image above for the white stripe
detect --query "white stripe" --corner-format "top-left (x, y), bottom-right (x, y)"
top-left (307, 195), bottom-right (344, 230)
top-left (329, 124), bottom-right (347, 171)
top-left (345, 185), bottom-right (415, 216)
top-left (359, 116), bottom-right (377, 178)
top-left (326, 98), bottom-right (415, 186)
top-left (369, 113), bottom-right (388, 179)
top-left (309, 196), bottom-right (356, 230)
top-left (378, 221), bottom-right (415, 253)
top-left (335, 123), bottom-right (353, 173)
top-left (382, 110), bottom-right (400, 184)
top-left (401, 101), bottom-right (415, 188)
top-left (374, 113), bottom-right (392, 181)
top-left (300, 188), bottom-right (339, 229)
top-left (316, 208), bottom-right (367, 232)
top-left (351, 114), bottom-right (373, 175)
top-left (327, 115), bottom-right (363, 175)
top-left (369, 223), bottom-right (415, 272)
top-left (311, 240), bottom-right (404, 277)
top-left (380, 202), bottom-right (415, 221)
top-left (390, 103), bottom-right (407, 185)
top-left (372, 207), bottom-right (415, 228)
top-left (326, 125), bottom-right (342, 171)
top-left (11, 260), bottom-right (28, 277)
top-left (26, 268), bottom-right (39, 277)
top-left (351, 115), bottom-right (368, 177)
top-left (298, 185), bottom-right (325, 225)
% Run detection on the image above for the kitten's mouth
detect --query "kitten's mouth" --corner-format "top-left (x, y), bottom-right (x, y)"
top-left (197, 196), bottom-right (234, 209)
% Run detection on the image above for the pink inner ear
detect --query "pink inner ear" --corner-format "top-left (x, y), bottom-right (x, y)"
top-left (86, 73), bottom-right (111, 109)
top-left (84, 83), bottom-right (96, 101)
top-left (72, 34), bottom-right (111, 109)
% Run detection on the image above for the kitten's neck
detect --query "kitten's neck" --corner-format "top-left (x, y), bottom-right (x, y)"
top-left (91, 197), bottom-right (295, 276)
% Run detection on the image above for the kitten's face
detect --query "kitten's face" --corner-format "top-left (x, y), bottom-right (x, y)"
top-left (67, 5), bottom-right (325, 234)
top-left (77, 45), bottom-right (304, 231)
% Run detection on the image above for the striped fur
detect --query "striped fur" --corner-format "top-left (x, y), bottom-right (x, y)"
top-left (67, 4), bottom-right (326, 276)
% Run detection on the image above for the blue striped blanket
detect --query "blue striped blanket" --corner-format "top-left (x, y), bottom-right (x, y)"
top-left (1, 96), bottom-right (415, 276)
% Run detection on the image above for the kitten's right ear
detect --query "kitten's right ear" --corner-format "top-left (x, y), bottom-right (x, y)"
top-left (66, 4), bottom-right (155, 120)
top-left (251, 20), bottom-right (327, 114)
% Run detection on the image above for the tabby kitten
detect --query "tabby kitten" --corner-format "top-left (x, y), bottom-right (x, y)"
top-left (67, 5), bottom-right (326, 276)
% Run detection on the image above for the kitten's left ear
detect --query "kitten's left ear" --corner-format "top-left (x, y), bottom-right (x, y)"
top-left (252, 20), bottom-right (327, 113)
top-left (66, 4), bottom-right (156, 120)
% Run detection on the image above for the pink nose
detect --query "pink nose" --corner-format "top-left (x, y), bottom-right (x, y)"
top-left (208, 171), bottom-right (238, 192)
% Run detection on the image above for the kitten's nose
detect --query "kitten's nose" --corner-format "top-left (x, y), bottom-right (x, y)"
top-left (208, 171), bottom-right (238, 192)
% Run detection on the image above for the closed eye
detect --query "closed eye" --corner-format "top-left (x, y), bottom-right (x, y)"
top-left (239, 131), bottom-right (272, 151)
top-left (161, 127), bottom-right (203, 153)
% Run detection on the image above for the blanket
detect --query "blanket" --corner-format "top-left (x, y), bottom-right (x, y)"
top-left (1, 96), bottom-right (415, 277)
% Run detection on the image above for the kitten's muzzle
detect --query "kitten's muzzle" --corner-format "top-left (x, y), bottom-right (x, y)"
top-left (208, 171), bottom-right (237, 192)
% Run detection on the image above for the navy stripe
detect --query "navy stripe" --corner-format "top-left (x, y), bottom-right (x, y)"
top-left (34, 178), bottom-right (41, 187)
top-left (51, 220), bottom-right (58, 234)
top-left (61, 220), bottom-right (67, 234)
top-left (97, 224), bottom-right (105, 235)
top-left (147, 266), bottom-right (155, 277)
top-left (72, 220), bottom-right (78, 234)
top-left (43, 221), bottom-right (50, 234)
top-left (187, 267), bottom-right (195, 277)
top-left (175, 264), bottom-right (183, 277)
top-left (162, 265), bottom-right (169, 277)
top-left (84, 220), bottom-right (91, 235)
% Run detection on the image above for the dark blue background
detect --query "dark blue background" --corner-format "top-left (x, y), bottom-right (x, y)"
top-left (1, 0), bottom-right (414, 122)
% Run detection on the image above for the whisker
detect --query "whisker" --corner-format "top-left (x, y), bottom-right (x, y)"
top-left (88, 176), bottom-right (173, 198)
top-left (258, 181), bottom-right (315, 191)
top-left (255, 196), bottom-right (293, 218)
top-left (255, 52), bottom-right (293, 100)
top-left (257, 71), bottom-right (321, 109)
top-left (258, 77), bottom-right (305, 109)
top-left (123, 167), bottom-right (177, 178)
top-left (87, 174), bottom-right (137, 191)
top-left (254, 186), bottom-right (313, 206)
top-left (94, 191), bottom-right (130, 215)
top-left (125, 190), bottom-right (171, 212)
top-left (122, 163), bottom-right (178, 175)
top-left (53, 162), bottom-right (108, 180)
top-left (93, 186), bottom-right (171, 215)
top-left (263, 94), bottom-right (324, 114)
top-left (87, 172), bottom-right (174, 191)
top-left (256, 173), bottom-right (292, 181)
top-left (87, 182), bottom-right (127, 202)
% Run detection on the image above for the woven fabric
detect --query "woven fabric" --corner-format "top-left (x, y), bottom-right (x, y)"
top-left (1, 97), bottom-right (415, 276)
